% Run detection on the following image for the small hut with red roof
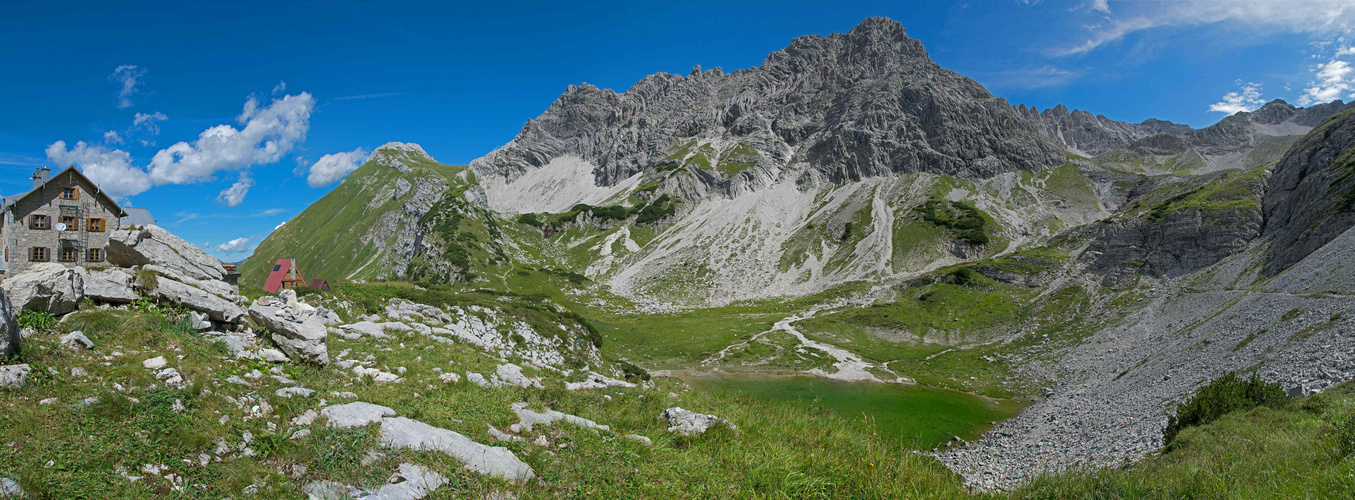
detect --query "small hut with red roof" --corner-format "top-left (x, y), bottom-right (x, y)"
top-left (263, 258), bottom-right (307, 293)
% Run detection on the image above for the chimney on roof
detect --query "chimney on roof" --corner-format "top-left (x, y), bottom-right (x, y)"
top-left (31, 167), bottom-right (50, 189)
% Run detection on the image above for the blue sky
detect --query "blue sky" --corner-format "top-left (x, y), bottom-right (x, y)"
top-left (3, 0), bottom-right (1354, 261)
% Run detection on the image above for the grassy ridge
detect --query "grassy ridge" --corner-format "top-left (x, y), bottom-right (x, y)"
top-left (240, 150), bottom-right (470, 286)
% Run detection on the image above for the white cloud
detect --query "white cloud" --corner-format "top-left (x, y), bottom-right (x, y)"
top-left (1089, 0), bottom-right (1109, 15)
top-left (45, 91), bottom-right (313, 203)
top-left (305, 148), bottom-right (370, 187)
top-left (130, 111), bottom-right (169, 146)
top-left (44, 140), bottom-right (152, 199)
top-left (217, 172), bottom-right (253, 207)
top-left (1210, 81), bottom-right (1266, 114)
top-left (1300, 59), bottom-right (1355, 105)
top-left (275, 221), bottom-right (287, 230)
top-left (273, 81), bottom-right (286, 94)
top-left (148, 92), bottom-right (314, 185)
top-left (216, 236), bottom-right (257, 253)
top-left (132, 111), bottom-right (167, 133)
top-left (109, 65), bottom-right (146, 109)
top-left (1060, 1), bottom-right (1355, 56)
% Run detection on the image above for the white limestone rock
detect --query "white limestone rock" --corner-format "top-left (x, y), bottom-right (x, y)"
top-left (106, 225), bottom-right (226, 282)
top-left (0, 364), bottom-right (30, 389)
top-left (338, 321), bottom-right (412, 339)
top-left (276, 387), bottom-right (315, 398)
top-left (142, 356), bottom-right (168, 370)
top-left (566, 372), bottom-right (636, 390)
top-left (321, 402), bottom-right (396, 429)
top-left (248, 298), bottom-right (329, 365)
top-left (188, 311), bottom-right (212, 331)
top-left (1, 263), bottom-right (83, 315)
top-left (154, 277), bottom-right (245, 323)
top-left (59, 331), bottom-right (94, 350)
top-left (508, 402), bottom-right (608, 433)
top-left (0, 477), bottom-right (23, 497)
top-left (490, 364), bottom-right (542, 389)
top-left (205, 331), bottom-right (289, 363)
top-left (379, 417), bottom-right (536, 482)
top-left (84, 268), bottom-right (138, 304)
top-left (660, 407), bottom-right (734, 436)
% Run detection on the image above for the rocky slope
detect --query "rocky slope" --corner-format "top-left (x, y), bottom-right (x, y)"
top-left (935, 112), bottom-right (1355, 489)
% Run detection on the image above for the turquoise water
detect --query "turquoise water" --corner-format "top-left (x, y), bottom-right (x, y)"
top-left (687, 374), bottom-right (1022, 449)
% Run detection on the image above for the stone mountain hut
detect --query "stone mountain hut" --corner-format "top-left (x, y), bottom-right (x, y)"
top-left (1, 167), bottom-right (128, 277)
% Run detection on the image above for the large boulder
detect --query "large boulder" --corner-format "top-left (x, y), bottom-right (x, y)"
top-left (152, 277), bottom-right (245, 323)
top-left (248, 296), bottom-right (329, 365)
top-left (1, 263), bottom-right (83, 315)
top-left (84, 268), bottom-right (138, 303)
top-left (106, 225), bottom-right (225, 282)
top-left (0, 288), bottom-right (17, 358)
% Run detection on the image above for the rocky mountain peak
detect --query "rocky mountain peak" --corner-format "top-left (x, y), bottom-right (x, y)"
top-left (472, 16), bottom-right (1062, 195)
top-left (1249, 99), bottom-right (1298, 124)
top-left (374, 142), bottom-right (434, 162)
top-left (372, 142), bottom-right (434, 173)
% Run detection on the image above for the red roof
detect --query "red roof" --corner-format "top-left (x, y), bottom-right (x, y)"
top-left (263, 259), bottom-right (305, 293)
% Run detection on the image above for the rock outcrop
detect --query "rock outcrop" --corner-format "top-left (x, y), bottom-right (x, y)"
top-left (1070, 168), bottom-right (1266, 285)
top-left (1263, 109), bottom-right (1355, 275)
top-left (247, 291), bottom-right (329, 365)
top-left (2, 224), bottom-right (244, 327)
top-left (0, 364), bottom-right (29, 389)
top-left (107, 225), bottom-right (226, 282)
top-left (83, 268), bottom-right (138, 303)
top-left (320, 401), bottom-right (536, 482)
top-left (153, 277), bottom-right (245, 323)
top-left (2, 263), bottom-right (84, 315)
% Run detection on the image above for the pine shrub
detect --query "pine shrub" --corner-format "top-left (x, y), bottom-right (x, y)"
top-left (1164, 371), bottom-right (1289, 447)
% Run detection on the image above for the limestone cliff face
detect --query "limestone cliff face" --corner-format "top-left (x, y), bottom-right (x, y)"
top-left (1263, 110), bottom-right (1355, 275)
top-left (1066, 169), bottom-right (1267, 285)
top-left (471, 17), bottom-right (1064, 194)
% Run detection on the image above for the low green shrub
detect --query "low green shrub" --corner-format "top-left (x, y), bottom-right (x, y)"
top-left (915, 198), bottom-right (989, 245)
top-left (637, 195), bottom-right (677, 224)
top-left (516, 212), bottom-right (545, 228)
top-left (1164, 371), bottom-right (1289, 447)
top-left (16, 309), bottom-right (57, 334)
top-left (618, 360), bottom-right (651, 381)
